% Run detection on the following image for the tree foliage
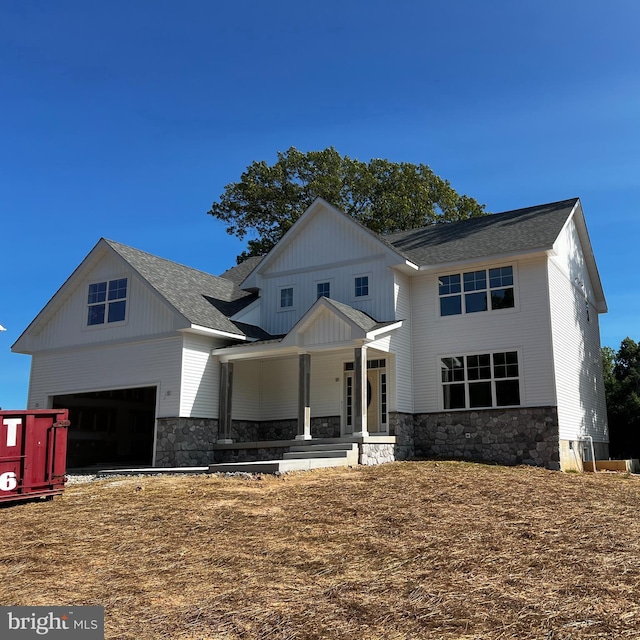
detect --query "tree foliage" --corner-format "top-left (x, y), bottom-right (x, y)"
top-left (208, 147), bottom-right (487, 261)
top-left (603, 337), bottom-right (640, 458)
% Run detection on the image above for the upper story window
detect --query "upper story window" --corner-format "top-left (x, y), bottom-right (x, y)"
top-left (279, 286), bottom-right (294, 309)
top-left (317, 282), bottom-right (330, 299)
top-left (355, 275), bottom-right (369, 298)
top-left (87, 278), bottom-right (128, 326)
top-left (441, 350), bottom-right (520, 410)
top-left (439, 266), bottom-right (514, 316)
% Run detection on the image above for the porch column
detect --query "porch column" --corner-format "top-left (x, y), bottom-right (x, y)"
top-left (353, 346), bottom-right (369, 437)
top-left (217, 361), bottom-right (234, 444)
top-left (296, 353), bottom-right (312, 440)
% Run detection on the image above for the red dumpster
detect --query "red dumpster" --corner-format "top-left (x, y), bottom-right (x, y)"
top-left (0, 409), bottom-right (69, 504)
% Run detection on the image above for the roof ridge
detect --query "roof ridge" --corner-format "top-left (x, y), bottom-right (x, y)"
top-left (104, 238), bottom-right (234, 286)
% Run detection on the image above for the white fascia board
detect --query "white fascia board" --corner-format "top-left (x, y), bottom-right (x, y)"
top-left (183, 325), bottom-right (250, 341)
top-left (365, 320), bottom-right (403, 340)
top-left (212, 342), bottom-right (295, 362)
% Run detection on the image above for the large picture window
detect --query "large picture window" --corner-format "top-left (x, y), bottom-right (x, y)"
top-left (441, 351), bottom-right (520, 409)
top-left (439, 266), bottom-right (514, 316)
top-left (87, 278), bottom-right (128, 326)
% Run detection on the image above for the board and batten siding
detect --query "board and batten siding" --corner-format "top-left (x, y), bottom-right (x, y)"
top-left (547, 237), bottom-right (608, 443)
top-left (410, 256), bottom-right (557, 413)
top-left (27, 336), bottom-right (183, 417)
top-left (24, 251), bottom-right (180, 352)
top-left (254, 209), bottom-right (398, 335)
top-left (180, 334), bottom-right (227, 418)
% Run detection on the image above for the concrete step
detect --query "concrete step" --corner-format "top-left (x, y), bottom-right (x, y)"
top-left (208, 457), bottom-right (350, 474)
top-left (283, 450), bottom-right (350, 460)
top-left (289, 443), bottom-right (358, 453)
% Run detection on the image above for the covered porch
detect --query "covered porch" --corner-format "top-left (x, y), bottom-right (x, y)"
top-left (210, 297), bottom-right (410, 466)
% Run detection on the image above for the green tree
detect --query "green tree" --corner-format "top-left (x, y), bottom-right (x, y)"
top-left (603, 337), bottom-right (640, 458)
top-left (208, 147), bottom-right (487, 261)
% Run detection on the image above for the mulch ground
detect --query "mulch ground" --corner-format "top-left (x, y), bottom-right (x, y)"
top-left (2, 461), bottom-right (640, 639)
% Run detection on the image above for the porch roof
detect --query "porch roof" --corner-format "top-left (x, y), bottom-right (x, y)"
top-left (212, 297), bottom-right (402, 360)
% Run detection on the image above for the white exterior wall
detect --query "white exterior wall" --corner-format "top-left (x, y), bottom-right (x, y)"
top-left (20, 251), bottom-right (180, 353)
top-left (231, 351), bottom-right (347, 421)
top-left (180, 334), bottom-right (227, 418)
top-left (391, 271), bottom-right (413, 413)
top-left (232, 357), bottom-right (298, 421)
top-left (548, 220), bottom-right (608, 442)
top-left (411, 255), bottom-right (557, 413)
top-left (254, 210), bottom-right (398, 335)
top-left (27, 336), bottom-right (183, 417)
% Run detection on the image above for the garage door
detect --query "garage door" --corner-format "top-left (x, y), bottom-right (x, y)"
top-left (52, 387), bottom-right (157, 469)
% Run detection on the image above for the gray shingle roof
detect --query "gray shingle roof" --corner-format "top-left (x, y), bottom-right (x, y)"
top-left (384, 198), bottom-right (578, 266)
top-left (322, 298), bottom-right (397, 333)
top-left (219, 256), bottom-right (264, 286)
top-left (105, 240), bottom-right (260, 337)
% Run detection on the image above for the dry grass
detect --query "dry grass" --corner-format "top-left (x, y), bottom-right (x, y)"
top-left (2, 461), bottom-right (640, 639)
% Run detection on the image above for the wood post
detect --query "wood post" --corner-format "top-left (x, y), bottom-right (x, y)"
top-left (218, 361), bottom-right (234, 443)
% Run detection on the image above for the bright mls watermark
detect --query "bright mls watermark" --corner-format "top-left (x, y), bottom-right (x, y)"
top-left (1, 607), bottom-right (103, 639)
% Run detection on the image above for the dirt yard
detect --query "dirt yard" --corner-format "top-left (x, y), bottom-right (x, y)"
top-left (2, 461), bottom-right (639, 639)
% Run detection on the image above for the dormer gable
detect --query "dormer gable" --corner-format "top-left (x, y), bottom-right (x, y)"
top-left (241, 198), bottom-right (416, 290)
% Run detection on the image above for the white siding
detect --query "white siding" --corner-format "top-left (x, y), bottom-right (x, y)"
top-left (548, 257), bottom-right (608, 442)
top-left (180, 334), bottom-right (226, 418)
top-left (27, 336), bottom-right (183, 417)
top-left (23, 251), bottom-right (179, 352)
top-left (391, 271), bottom-right (413, 413)
top-left (255, 209), bottom-right (398, 335)
top-left (411, 256), bottom-right (557, 412)
top-left (231, 351), bottom-right (347, 421)
top-left (309, 351), bottom-right (345, 417)
top-left (232, 360), bottom-right (261, 421)
top-left (301, 309), bottom-right (351, 346)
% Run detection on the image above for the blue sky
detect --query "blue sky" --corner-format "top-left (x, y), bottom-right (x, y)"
top-left (1, 0), bottom-right (639, 409)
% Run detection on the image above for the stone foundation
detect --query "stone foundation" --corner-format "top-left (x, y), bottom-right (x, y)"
top-left (413, 406), bottom-right (560, 469)
top-left (360, 443), bottom-right (396, 466)
top-left (156, 408), bottom-right (566, 470)
top-left (155, 417), bottom-right (219, 467)
top-left (389, 412), bottom-right (415, 460)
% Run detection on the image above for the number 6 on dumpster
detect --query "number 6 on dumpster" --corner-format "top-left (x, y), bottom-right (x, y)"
top-left (0, 472), bottom-right (17, 491)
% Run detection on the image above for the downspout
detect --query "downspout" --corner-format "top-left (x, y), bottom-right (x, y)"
top-left (582, 435), bottom-right (598, 473)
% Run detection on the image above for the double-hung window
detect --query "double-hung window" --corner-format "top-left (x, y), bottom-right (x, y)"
top-left (87, 278), bottom-right (128, 326)
top-left (439, 266), bottom-right (514, 316)
top-left (279, 286), bottom-right (294, 309)
top-left (317, 282), bottom-right (330, 299)
top-left (355, 276), bottom-right (369, 298)
top-left (441, 351), bottom-right (520, 409)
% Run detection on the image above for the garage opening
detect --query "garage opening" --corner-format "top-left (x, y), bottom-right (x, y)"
top-left (52, 387), bottom-right (157, 469)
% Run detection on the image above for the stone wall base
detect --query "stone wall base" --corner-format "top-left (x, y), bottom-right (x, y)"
top-left (156, 408), bottom-right (607, 472)
top-left (413, 406), bottom-right (560, 470)
top-left (155, 417), bottom-right (219, 467)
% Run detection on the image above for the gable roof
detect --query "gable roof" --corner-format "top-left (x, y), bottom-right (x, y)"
top-left (384, 198), bottom-right (579, 267)
top-left (219, 256), bottom-right (264, 287)
top-left (103, 240), bottom-right (260, 337)
top-left (241, 198), bottom-right (414, 289)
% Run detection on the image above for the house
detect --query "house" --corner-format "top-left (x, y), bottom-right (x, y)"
top-left (12, 197), bottom-right (608, 471)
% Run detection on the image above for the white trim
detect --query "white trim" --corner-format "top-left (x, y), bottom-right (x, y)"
top-left (437, 348), bottom-right (524, 412)
top-left (353, 272), bottom-right (372, 301)
top-left (182, 325), bottom-right (248, 340)
top-left (436, 263), bottom-right (519, 320)
top-left (82, 275), bottom-right (130, 331)
top-left (277, 284), bottom-right (296, 312)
